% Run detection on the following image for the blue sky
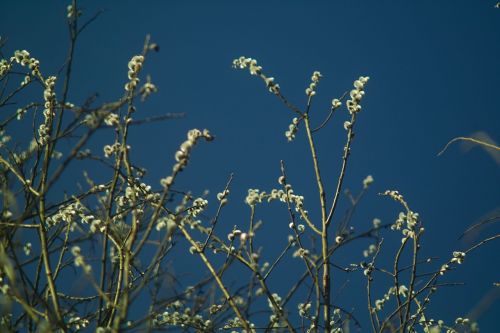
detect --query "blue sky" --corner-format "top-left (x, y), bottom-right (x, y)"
top-left (2, 1), bottom-right (499, 331)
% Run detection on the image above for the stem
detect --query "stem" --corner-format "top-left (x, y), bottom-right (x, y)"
top-left (178, 224), bottom-right (252, 331)
top-left (326, 113), bottom-right (356, 226)
top-left (304, 111), bottom-right (330, 332)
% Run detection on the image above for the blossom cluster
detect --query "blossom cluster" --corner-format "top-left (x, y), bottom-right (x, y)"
top-left (153, 301), bottom-right (212, 331)
top-left (360, 261), bottom-right (374, 278)
top-left (189, 198), bottom-right (208, 217)
top-left (216, 189), bottom-right (230, 206)
top-left (346, 76), bottom-right (369, 114)
top-left (326, 308), bottom-right (344, 333)
top-left (415, 317), bottom-right (479, 333)
top-left (292, 247), bottom-right (310, 259)
top-left (245, 180), bottom-right (307, 217)
top-left (89, 218), bottom-right (106, 234)
top-left (23, 243), bottom-right (32, 256)
top-left (363, 244), bottom-right (378, 258)
top-left (419, 317), bottom-right (479, 333)
top-left (439, 263), bottom-right (449, 276)
top-left (289, 222), bottom-right (305, 233)
top-left (267, 293), bottom-right (282, 312)
top-left (16, 103), bottom-right (33, 120)
top-left (43, 76), bottom-right (57, 116)
top-left (45, 200), bottom-right (105, 235)
top-left (46, 202), bottom-right (83, 227)
top-left (454, 317), bottom-right (479, 332)
top-left (331, 98), bottom-right (342, 109)
top-left (111, 183), bottom-right (150, 225)
top-left (66, 4), bottom-right (82, 19)
top-left (285, 117), bottom-right (300, 142)
top-left (363, 174), bottom-right (374, 188)
top-left (305, 71), bottom-right (322, 97)
top-left (273, 187), bottom-right (306, 214)
top-left (0, 129), bottom-right (11, 149)
top-left (118, 181), bottom-right (159, 206)
top-left (169, 128), bottom-right (214, 177)
top-left (125, 55), bottom-right (144, 92)
top-left (383, 189), bottom-right (405, 205)
top-left (10, 50), bottom-right (41, 77)
top-left (0, 59), bottom-right (11, 76)
top-left (103, 142), bottom-right (124, 158)
top-left (227, 228), bottom-right (252, 244)
top-left (38, 76), bottom-right (57, 145)
top-left (244, 189), bottom-right (264, 206)
top-left (71, 246), bottom-right (91, 274)
top-left (66, 4), bottom-right (75, 18)
top-left (451, 251), bottom-right (466, 265)
top-left (297, 302), bottom-right (312, 317)
top-left (155, 214), bottom-right (177, 233)
top-left (372, 285), bottom-right (409, 312)
top-left (391, 210), bottom-right (421, 239)
top-left (222, 316), bottom-right (255, 332)
top-left (67, 315), bottom-right (89, 331)
top-left (267, 293), bottom-right (285, 327)
top-left (104, 112), bottom-right (119, 126)
top-left (140, 77), bottom-right (158, 101)
top-left (232, 56), bottom-right (280, 94)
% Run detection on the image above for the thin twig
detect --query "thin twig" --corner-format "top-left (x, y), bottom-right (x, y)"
top-left (311, 90), bottom-right (348, 133)
top-left (437, 136), bottom-right (500, 156)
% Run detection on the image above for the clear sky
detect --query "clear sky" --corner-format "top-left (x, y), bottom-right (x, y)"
top-left (1, 1), bottom-right (499, 331)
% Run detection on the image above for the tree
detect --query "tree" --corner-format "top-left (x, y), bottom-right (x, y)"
top-left (0, 2), bottom-right (498, 332)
